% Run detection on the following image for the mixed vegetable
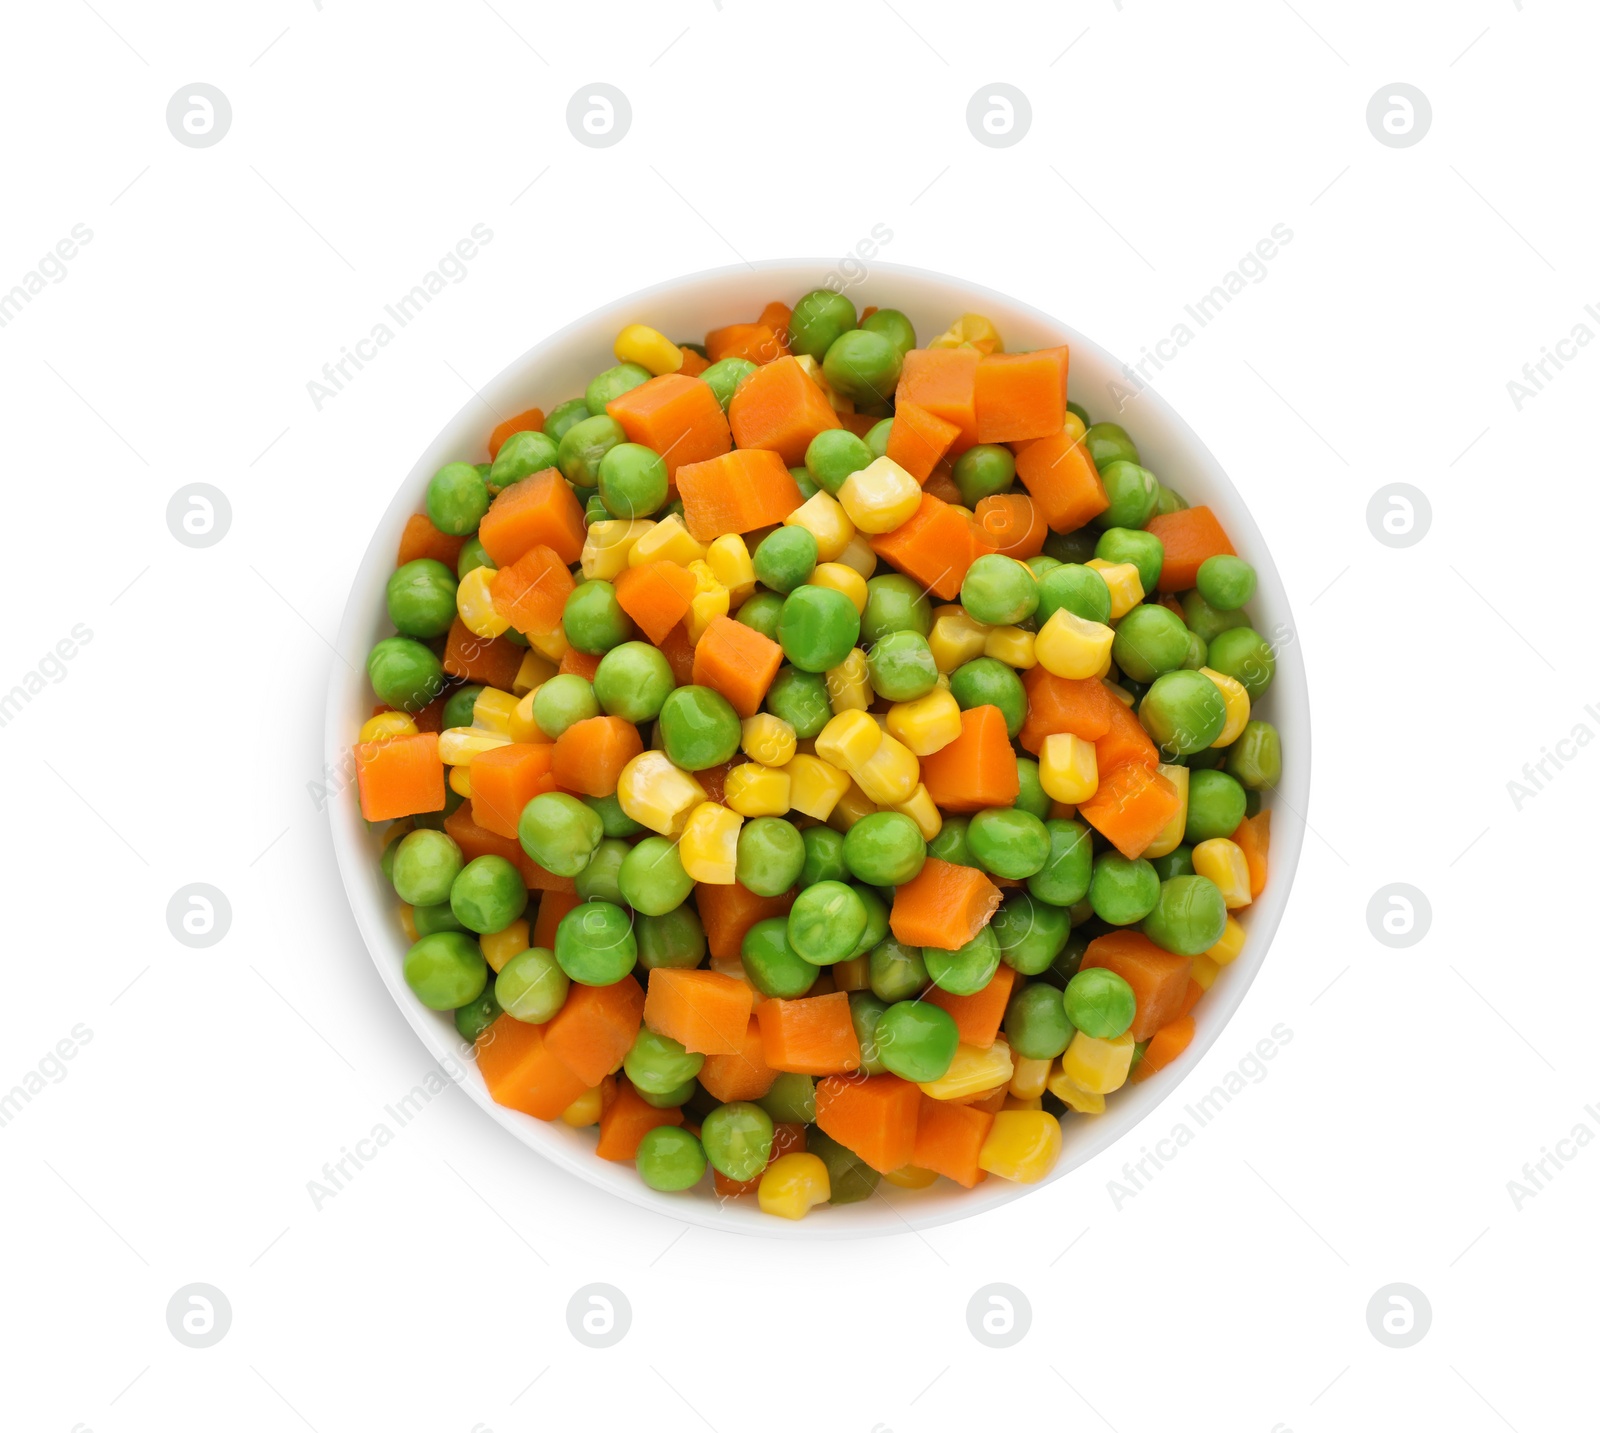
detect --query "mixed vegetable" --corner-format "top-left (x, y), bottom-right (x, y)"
top-left (353, 290), bottom-right (1281, 1219)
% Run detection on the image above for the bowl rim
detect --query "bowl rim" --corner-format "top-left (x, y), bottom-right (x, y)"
top-left (326, 257), bottom-right (1311, 1239)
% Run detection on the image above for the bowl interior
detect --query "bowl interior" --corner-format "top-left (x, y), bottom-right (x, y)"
top-left (327, 260), bottom-right (1309, 1238)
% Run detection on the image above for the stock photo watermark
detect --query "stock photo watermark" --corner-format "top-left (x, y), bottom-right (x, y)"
top-left (0, 1023), bottom-right (94, 1131)
top-left (566, 85), bottom-right (631, 148)
top-left (966, 84), bottom-right (1032, 148)
top-left (966, 1283), bottom-right (1031, 1347)
top-left (166, 1283), bottom-right (232, 1348)
top-left (0, 224), bottom-right (94, 330)
top-left (0, 623), bottom-right (93, 730)
top-left (167, 484), bottom-right (232, 548)
top-left (1505, 304), bottom-right (1600, 410)
top-left (1505, 705), bottom-right (1600, 809)
top-left (1365, 1283), bottom-right (1431, 1348)
top-left (1506, 1104), bottom-right (1600, 1210)
top-left (166, 84), bottom-right (232, 149)
top-left (566, 1284), bottom-right (630, 1347)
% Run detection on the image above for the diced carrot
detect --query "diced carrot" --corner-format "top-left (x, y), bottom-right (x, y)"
top-left (544, 976), bottom-right (646, 1086)
top-left (913, 1096), bottom-right (994, 1188)
top-left (1177, 977), bottom-right (1204, 1019)
top-left (471, 742), bottom-right (559, 838)
top-left (490, 543), bottom-right (574, 637)
top-left (658, 622), bottom-right (697, 686)
top-left (445, 799), bottom-right (575, 894)
top-left (885, 401), bottom-right (962, 483)
top-left (645, 968), bottom-right (755, 1056)
top-left (1079, 763), bottom-right (1182, 860)
top-left (691, 615), bottom-right (784, 719)
top-left (814, 1072), bottom-right (920, 1173)
top-left (924, 962), bottom-right (1016, 1048)
top-left (728, 355), bottom-right (843, 466)
top-left (1144, 506), bottom-right (1236, 593)
top-left (889, 857), bottom-right (1001, 951)
top-left (478, 468), bottom-right (586, 567)
top-left (698, 1016), bottom-right (778, 1103)
top-left (595, 1078), bottom-right (683, 1161)
top-left (868, 492), bottom-right (987, 601)
top-left (695, 881), bottom-right (796, 961)
top-left (1019, 667), bottom-right (1115, 754)
top-left (397, 512), bottom-right (466, 569)
top-left (551, 716), bottom-right (643, 799)
top-left (755, 991), bottom-right (861, 1075)
top-left (704, 321), bottom-right (787, 366)
top-left (839, 411), bottom-right (880, 438)
top-left (919, 705), bottom-right (1020, 812)
top-left (475, 1014), bottom-right (591, 1121)
top-left (558, 647), bottom-right (603, 681)
top-left (896, 348), bottom-right (980, 451)
top-left (442, 617), bottom-right (524, 690)
top-left (1232, 810), bottom-right (1271, 898)
top-left (1081, 930), bottom-right (1193, 1040)
top-left (412, 696), bottom-right (447, 734)
top-left (1131, 1015), bottom-right (1195, 1082)
top-left (676, 447), bottom-right (804, 541)
top-left (487, 407), bottom-right (545, 460)
top-left (1095, 694), bottom-right (1160, 773)
top-left (973, 493), bottom-right (1048, 560)
top-left (1013, 430), bottom-right (1109, 532)
top-left (354, 732), bottom-right (445, 822)
top-left (614, 561), bottom-right (698, 645)
top-left (678, 346), bottom-right (710, 377)
top-left (758, 300), bottom-right (793, 347)
top-left (973, 346), bottom-right (1068, 444)
top-left (922, 457), bottom-right (963, 507)
top-left (713, 1121), bottom-right (804, 1196)
top-left (532, 890), bottom-right (581, 948)
top-left (606, 374), bottom-right (732, 479)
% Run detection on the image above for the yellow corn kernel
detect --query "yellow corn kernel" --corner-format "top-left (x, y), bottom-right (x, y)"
top-left (509, 689), bottom-right (551, 744)
top-left (825, 647), bottom-right (872, 714)
top-left (1207, 915), bottom-right (1247, 966)
top-left (1004, 1095), bottom-right (1043, 1112)
top-left (834, 531), bottom-right (878, 580)
top-left (582, 518), bottom-right (654, 580)
top-left (1201, 666), bottom-right (1252, 747)
top-left (1035, 607), bottom-right (1115, 680)
top-left (559, 1085), bottom-right (605, 1127)
top-left (1061, 410), bottom-right (1087, 444)
top-left (723, 762), bottom-right (791, 817)
top-left (678, 801), bottom-right (743, 884)
top-left (1060, 1030), bottom-right (1135, 1095)
top-left (832, 954), bottom-right (871, 993)
top-left (629, 513), bottom-right (705, 568)
top-left (512, 649), bottom-right (558, 697)
top-left (825, 779), bottom-right (879, 832)
top-left (708, 953), bottom-right (749, 983)
top-left (882, 1164), bottom-right (940, 1189)
top-left (758, 1151), bottom-right (831, 1219)
top-left (1046, 1065), bottom-right (1107, 1115)
top-left (890, 783), bottom-right (942, 842)
top-left (1038, 733), bottom-right (1099, 804)
top-left (739, 713), bottom-right (796, 768)
top-left (1191, 954), bottom-right (1220, 990)
top-left (457, 563), bottom-right (509, 638)
top-left (984, 625), bottom-right (1037, 669)
top-left (928, 608), bottom-right (991, 672)
top-left (449, 765), bottom-right (473, 798)
top-left (706, 533), bottom-right (757, 604)
top-left (528, 626), bottom-right (572, 666)
top-left (359, 711), bottom-right (417, 744)
top-left (1009, 1055), bottom-right (1052, 1100)
top-left (1085, 559), bottom-right (1145, 619)
top-left (815, 709), bottom-right (882, 770)
top-left (885, 687), bottom-right (963, 757)
top-left (1103, 680), bottom-right (1135, 708)
top-left (616, 750), bottom-right (706, 836)
top-left (852, 732), bottom-right (920, 806)
top-left (785, 753), bottom-right (852, 819)
top-left (1193, 837), bottom-right (1252, 908)
top-left (929, 312), bottom-right (1004, 354)
top-left (837, 455), bottom-right (922, 535)
top-left (472, 687), bottom-right (519, 736)
top-left (920, 1041), bottom-right (1015, 1101)
top-left (1143, 764), bottom-right (1190, 859)
top-left (809, 562), bottom-right (868, 615)
top-left (437, 726), bottom-right (511, 765)
top-left (613, 322), bottom-right (683, 376)
top-left (480, 919), bottom-right (529, 975)
top-left (792, 353), bottom-right (855, 414)
top-left (978, 1110), bottom-right (1062, 1182)
top-left (398, 904), bottom-right (418, 942)
top-left (784, 490), bottom-right (856, 562)
top-left (686, 578), bottom-right (730, 643)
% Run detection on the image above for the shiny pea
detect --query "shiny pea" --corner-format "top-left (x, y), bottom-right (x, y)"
top-left (736, 816), bottom-right (806, 897)
top-left (635, 1125), bottom-right (707, 1190)
top-left (1027, 818), bottom-right (1094, 907)
top-left (849, 991), bottom-right (890, 1075)
top-left (636, 905), bottom-right (706, 970)
top-left (1094, 527), bottom-right (1164, 597)
top-left (658, 684), bottom-right (742, 770)
top-left (736, 590), bottom-right (786, 641)
top-left (1088, 853), bottom-right (1161, 925)
top-left (1013, 757), bottom-right (1051, 821)
top-left (788, 290), bottom-right (857, 361)
top-left (992, 891), bottom-right (1070, 975)
top-left (404, 932), bottom-right (487, 1010)
top-left (1004, 981), bottom-right (1076, 1059)
top-left (543, 397), bottom-right (590, 443)
top-left (518, 792), bottom-right (603, 877)
top-left (495, 946), bottom-right (569, 1023)
top-left (490, 429), bottom-right (561, 488)
top-left (952, 444), bottom-right (1017, 507)
top-left (450, 855), bottom-right (528, 934)
top-left (618, 836), bottom-right (695, 916)
top-left (765, 666), bottom-right (832, 738)
top-left (426, 462), bottom-right (490, 536)
top-left (875, 1000), bottom-right (959, 1082)
top-left (553, 899), bottom-right (637, 984)
top-left (1063, 967), bottom-right (1137, 1039)
top-left (1225, 720), bottom-right (1282, 790)
top-left (1141, 875), bottom-right (1228, 956)
top-left (1186, 769), bottom-right (1247, 843)
top-left (869, 937), bottom-right (928, 1002)
top-left (861, 575), bottom-right (933, 643)
top-left (557, 414), bottom-right (626, 487)
top-left (966, 807), bottom-right (1051, 880)
top-left (701, 357), bottom-right (757, 410)
top-left (563, 579), bottom-right (634, 654)
top-left (585, 362), bottom-right (650, 415)
top-left (701, 1101), bottom-right (774, 1181)
top-left (624, 1026), bottom-right (703, 1094)
top-left (741, 916), bottom-right (818, 998)
top-left (948, 657), bottom-right (1026, 739)
top-left (1094, 461), bottom-right (1159, 530)
top-left (386, 559), bottom-right (458, 639)
top-left (923, 925), bottom-right (1001, 996)
top-left (787, 880), bottom-right (867, 965)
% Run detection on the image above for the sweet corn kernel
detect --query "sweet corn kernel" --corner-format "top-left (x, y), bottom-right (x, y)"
top-left (512, 649), bottom-right (558, 697)
top-left (629, 513), bottom-right (705, 567)
top-left (834, 531), bottom-right (878, 580)
top-left (1103, 680), bottom-right (1135, 708)
top-left (882, 1164), bottom-right (940, 1189)
top-left (1207, 915), bottom-right (1246, 966)
top-left (480, 919), bottom-right (530, 974)
top-left (832, 954), bottom-right (871, 993)
top-left (793, 353), bottom-right (855, 414)
top-left (984, 625), bottom-right (1037, 669)
top-left (1201, 666), bottom-right (1251, 747)
top-left (686, 579), bottom-right (730, 643)
top-left (723, 762), bottom-right (791, 817)
top-left (1193, 837), bottom-right (1252, 908)
top-left (560, 1085), bottom-right (606, 1127)
top-left (885, 687), bottom-right (963, 757)
top-left (706, 533), bottom-right (757, 603)
top-left (678, 801), bottom-right (743, 884)
top-left (398, 904), bottom-right (418, 942)
top-left (438, 726), bottom-right (511, 765)
top-left (919, 1040), bottom-right (1015, 1101)
top-left (1046, 1065), bottom-right (1107, 1114)
top-left (583, 519), bottom-right (654, 580)
top-left (509, 688), bottom-right (552, 744)
top-left (1059, 1030), bottom-right (1135, 1095)
top-left (1143, 764), bottom-right (1190, 859)
top-left (825, 779), bottom-right (879, 832)
top-left (928, 608), bottom-right (991, 672)
top-left (1003, 1095), bottom-right (1043, 1111)
top-left (740, 713), bottom-right (796, 768)
top-left (1191, 954), bottom-right (1220, 990)
top-left (1035, 608), bottom-right (1115, 680)
top-left (809, 562), bottom-right (868, 615)
top-left (449, 765), bottom-right (473, 798)
top-left (616, 750), bottom-right (706, 836)
top-left (1085, 559), bottom-right (1145, 619)
top-left (613, 322), bottom-right (683, 376)
top-left (525, 621), bottom-right (571, 663)
top-left (359, 711), bottom-right (417, 744)
top-left (1061, 410), bottom-right (1087, 444)
top-left (784, 490), bottom-right (856, 562)
top-left (852, 732), bottom-right (920, 806)
top-left (815, 709), bottom-right (882, 770)
top-left (929, 312), bottom-right (1004, 354)
top-left (837, 456), bottom-right (923, 534)
top-left (758, 1152), bottom-right (831, 1219)
top-left (978, 1110), bottom-right (1062, 1182)
top-left (890, 783), bottom-right (942, 842)
top-left (825, 647), bottom-right (872, 713)
top-left (1038, 733), bottom-right (1099, 804)
top-left (457, 564), bottom-right (510, 638)
top-left (785, 753), bottom-right (852, 819)
top-left (1009, 1055), bottom-right (1052, 1100)
top-left (472, 687), bottom-right (519, 736)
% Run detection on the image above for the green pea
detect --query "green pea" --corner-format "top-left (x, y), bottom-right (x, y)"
top-left (635, 1125), bottom-right (706, 1191)
top-left (868, 937), bottom-right (928, 1003)
top-left (927, 815), bottom-right (974, 868)
top-left (787, 289), bottom-right (857, 361)
top-left (582, 493), bottom-right (609, 525)
top-left (876, 1001), bottom-right (959, 1082)
top-left (1088, 853), bottom-right (1160, 926)
top-left (563, 580), bottom-right (634, 654)
top-left (439, 685), bottom-right (482, 731)
top-left (543, 397), bottom-right (591, 443)
top-left (864, 417), bottom-right (894, 458)
top-left (557, 414), bottom-right (626, 488)
top-left (842, 811), bottom-right (926, 886)
top-left (777, 584), bottom-right (860, 672)
top-left (823, 328), bottom-right (902, 405)
top-left (753, 526), bottom-right (818, 594)
top-left (1182, 631), bottom-right (1208, 670)
top-left (1139, 670), bottom-right (1227, 757)
top-left (1225, 720), bottom-right (1282, 790)
top-left (788, 880), bottom-right (867, 965)
top-left (1186, 744), bottom-right (1225, 771)
top-left (489, 429), bottom-right (561, 489)
top-left (741, 916), bottom-right (818, 998)
top-left (386, 559), bottom-right (458, 639)
top-left (790, 466), bottom-right (819, 501)
top-left (585, 361), bottom-right (650, 415)
top-left (625, 1026), bottom-right (703, 1094)
top-left (860, 307), bottom-right (916, 355)
top-left (454, 983), bottom-right (503, 1042)
top-left (866, 629), bottom-right (938, 701)
top-left (426, 462), bottom-right (490, 536)
top-left (1027, 818), bottom-right (1094, 907)
top-left (1095, 461), bottom-right (1159, 530)
top-left (961, 553), bottom-right (1038, 627)
top-left (495, 946), bottom-right (569, 1023)
top-left (849, 885), bottom-right (890, 959)
top-left (948, 657), bottom-right (1026, 740)
top-left (1149, 845), bottom-right (1194, 881)
top-left (403, 931), bottom-right (488, 1010)
top-left (636, 905), bottom-right (706, 970)
top-left (800, 825), bottom-right (848, 886)
top-left (618, 836), bottom-right (695, 916)
top-left (951, 444), bottom-right (1017, 507)
top-left (1013, 757), bottom-right (1051, 821)
top-left (1094, 528), bottom-right (1164, 598)
top-left (736, 590), bottom-right (786, 641)
top-left (532, 673), bottom-right (600, 738)
top-left (1153, 484), bottom-right (1188, 517)
top-left (701, 357), bottom-right (757, 410)
top-left (597, 442), bottom-right (668, 520)
top-left (758, 1072), bottom-right (816, 1125)
top-left (518, 792), bottom-right (603, 878)
top-left (592, 641), bottom-right (674, 723)
top-left (767, 663), bottom-right (832, 739)
top-left (1207, 626), bottom-right (1275, 699)
top-left (805, 428), bottom-right (874, 496)
top-left (450, 856), bottom-right (528, 934)
top-left (924, 925), bottom-right (1001, 996)
top-left (701, 1101), bottom-right (774, 1181)
top-left (1084, 422), bottom-right (1139, 471)
top-left (1142, 875), bottom-right (1227, 956)
top-left (1112, 604), bottom-right (1191, 684)
top-left (1035, 564), bottom-right (1112, 628)
top-left (554, 899), bottom-right (637, 985)
top-left (1005, 981), bottom-right (1076, 1059)
top-left (581, 791), bottom-right (645, 840)
top-left (574, 838), bottom-right (628, 905)
top-left (1186, 769), bottom-right (1247, 843)
top-left (413, 900), bottom-right (467, 936)
top-left (658, 684), bottom-right (741, 770)
top-left (1027, 555), bottom-right (1062, 582)
top-left (861, 575), bottom-right (932, 643)
top-left (367, 636), bottom-right (444, 713)
top-left (967, 808), bottom-right (1051, 880)
top-left (457, 538), bottom-right (495, 580)
top-left (808, 1127), bottom-right (880, 1203)
top-left (847, 991), bottom-right (889, 1075)
top-left (736, 816), bottom-right (806, 897)
top-left (391, 829), bottom-right (464, 906)
top-left (1181, 590), bottom-right (1250, 645)
top-left (1063, 967), bottom-right (1136, 1039)
top-left (1043, 527), bottom-right (1099, 565)
top-left (992, 891), bottom-right (1070, 975)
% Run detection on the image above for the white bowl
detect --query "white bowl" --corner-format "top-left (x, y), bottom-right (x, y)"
top-left (327, 260), bottom-right (1310, 1238)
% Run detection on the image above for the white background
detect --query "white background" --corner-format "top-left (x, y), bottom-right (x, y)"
top-left (2, 1), bottom-right (1595, 1429)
